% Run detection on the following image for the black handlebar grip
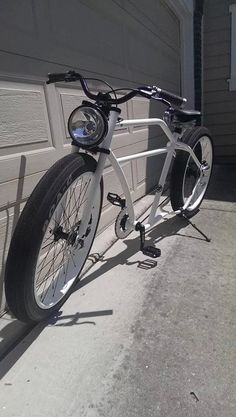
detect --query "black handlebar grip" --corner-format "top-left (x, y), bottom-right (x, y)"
top-left (46, 73), bottom-right (67, 84)
top-left (157, 88), bottom-right (187, 106)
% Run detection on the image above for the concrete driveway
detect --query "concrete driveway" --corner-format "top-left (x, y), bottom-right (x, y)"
top-left (0, 164), bottom-right (235, 417)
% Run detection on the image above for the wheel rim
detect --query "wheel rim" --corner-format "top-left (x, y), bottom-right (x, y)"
top-left (182, 135), bottom-right (213, 211)
top-left (34, 172), bottom-right (101, 309)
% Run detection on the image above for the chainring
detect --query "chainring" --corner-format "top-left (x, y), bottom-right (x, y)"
top-left (115, 208), bottom-right (133, 239)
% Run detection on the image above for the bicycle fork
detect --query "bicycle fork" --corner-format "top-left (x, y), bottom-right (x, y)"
top-left (74, 109), bottom-right (121, 242)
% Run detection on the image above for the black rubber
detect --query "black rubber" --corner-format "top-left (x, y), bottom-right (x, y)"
top-left (142, 246), bottom-right (161, 258)
top-left (170, 127), bottom-right (214, 218)
top-left (5, 153), bottom-right (103, 323)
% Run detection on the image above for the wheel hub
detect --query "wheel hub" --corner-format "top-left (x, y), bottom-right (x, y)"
top-left (53, 225), bottom-right (78, 246)
top-left (53, 226), bottom-right (70, 242)
top-left (53, 217), bottom-right (92, 247)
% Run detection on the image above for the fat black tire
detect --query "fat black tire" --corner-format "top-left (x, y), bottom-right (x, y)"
top-left (170, 127), bottom-right (214, 218)
top-left (5, 153), bottom-right (103, 323)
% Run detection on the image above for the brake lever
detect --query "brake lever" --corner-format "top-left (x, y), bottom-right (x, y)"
top-left (138, 87), bottom-right (155, 98)
top-left (151, 95), bottom-right (171, 107)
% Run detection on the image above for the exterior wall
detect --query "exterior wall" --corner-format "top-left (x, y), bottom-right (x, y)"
top-left (203, 0), bottom-right (236, 163)
top-left (194, 0), bottom-right (204, 111)
top-left (0, 0), bottom-right (193, 316)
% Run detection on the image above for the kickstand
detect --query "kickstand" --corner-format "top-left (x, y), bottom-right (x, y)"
top-left (181, 211), bottom-right (211, 242)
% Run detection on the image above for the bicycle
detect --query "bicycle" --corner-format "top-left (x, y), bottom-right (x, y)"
top-left (4, 71), bottom-right (213, 323)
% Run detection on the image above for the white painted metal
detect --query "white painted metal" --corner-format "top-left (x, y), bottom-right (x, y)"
top-left (117, 148), bottom-right (167, 163)
top-left (181, 135), bottom-right (213, 211)
top-left (77, 110), bottom-right (120, 238)
top-left (176, 142), bottom-right (201, 168)
top-left (108, 150), bottom-right (135, 226)
top-left (73, 111), bottom-right (204, 238)
top-left (148, 144), bottom-right (175, 226)
top-left (117, 118), bottom-right (175, 143)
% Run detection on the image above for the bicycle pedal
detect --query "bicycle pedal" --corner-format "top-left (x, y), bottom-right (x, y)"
top-left (142, 245), bottom-right (161, 258)
top-left (107, 192), bottom-right (125, 208)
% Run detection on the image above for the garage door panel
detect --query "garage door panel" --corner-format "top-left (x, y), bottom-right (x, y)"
top-left (0, 0), bottom-right (37, 38)
top-left (0, 171), bottom-right (46, 208)
top-left (132, 97), bottom-right (165, 121)
top-left (0, 147), bottom-right (58, 185)
top-left (120, 0), bottom-right (180, 46)
top-left (112, 131), bottom-right (145, 152)
top-left (0, 81), bottom-right (59, 187)
top-left (50, 0), bottom-right (125, 68)
top-left (59, 89), bottom-right (87, 144)
top-left (126, 30), bottom-right (180, 89)
top-left (135, 135), bottom-right (166, 179)
top-left (132, 97), bottom-right (150, 121)
top-left (0, 91), bottom-right (47, 148)
top-left (112, 130), bottom-right (166, 157)
top-left (0, 200), bottom-right (26, 316)
top-left (0, 203), bottom-right (26, 258)
top-left (0, 82), bottom-right (52, 152)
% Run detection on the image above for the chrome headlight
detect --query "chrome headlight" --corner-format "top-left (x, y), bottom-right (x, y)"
top-left (68, 102), bottom-right (108, 148)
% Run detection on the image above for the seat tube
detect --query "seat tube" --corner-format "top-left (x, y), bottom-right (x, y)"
top-left (78, 109), bottom-right (120, 237)
top-left (149, 143), bottom-right (175, 224)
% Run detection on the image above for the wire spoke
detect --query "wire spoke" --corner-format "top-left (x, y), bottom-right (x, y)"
top-left (38, 255), bottom-right (69, 293)
top-left (36, 242), bottom-right (67, 290)
top-left (78, 179), bottom-right (91, 210)
top-left (36, 241), bottom-right (64, 278)
top-left (41, 231), bottom-right (54, 245)
top-left (60, 178), bottom-right (84, 229)
top-left (61, 179), bottom-right (88, 228)
top-left (52, 242), bottom-right (70, 297)
top-left (41, 240), bottom-right (55, 251)
top-left (34, 170), bottom-right (100, 309)
top-left (36, 240), bottom-right (56, 277)
top-left (39, 238), bottom-right (58, 300)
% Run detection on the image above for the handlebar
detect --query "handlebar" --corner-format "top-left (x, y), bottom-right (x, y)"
top-left (47, 71), bottom-right (186, 107)
top-left (154, 87), bottom-right (187, 107)
top-left (47, 71), bottom-right (98, 101)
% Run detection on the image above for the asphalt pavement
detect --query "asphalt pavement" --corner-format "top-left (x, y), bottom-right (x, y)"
top-left (0, 164), bottom-right (235, 417)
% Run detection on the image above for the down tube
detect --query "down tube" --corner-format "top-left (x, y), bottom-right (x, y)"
top-left (108, 150), bottom-right (135, 225)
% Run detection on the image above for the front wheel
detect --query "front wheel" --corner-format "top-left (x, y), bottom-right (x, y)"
top-left (170, 127), bottom-right (214, 218)
top-left (5, 153), bottom-right (103, 323)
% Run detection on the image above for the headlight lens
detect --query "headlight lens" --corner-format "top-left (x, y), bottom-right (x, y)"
top-left (68, 104), bottom-right (107, 148)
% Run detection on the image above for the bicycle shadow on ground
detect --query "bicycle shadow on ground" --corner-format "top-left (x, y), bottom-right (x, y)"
top-left (0, 308), bottom-right (113, 379)
top-left (0, 212), bottom-right (206, 378)
top-left (76, 213), bottom-right (206, 292)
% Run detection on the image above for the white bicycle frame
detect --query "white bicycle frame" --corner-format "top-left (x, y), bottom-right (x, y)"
top-left (75, 109), bottom-right (202, 238)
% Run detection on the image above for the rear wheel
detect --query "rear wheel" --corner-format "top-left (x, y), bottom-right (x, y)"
top-left (170, 127), bottom-right (213, 217)
top-left (5, 153), bottom-right (103, 323)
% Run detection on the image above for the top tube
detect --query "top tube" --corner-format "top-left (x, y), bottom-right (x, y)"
top-left (47, 70), bottom-right (186, 107)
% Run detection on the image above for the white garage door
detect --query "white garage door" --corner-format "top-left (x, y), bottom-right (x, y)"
top-left (0, 0), bottom-right (181, 314)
